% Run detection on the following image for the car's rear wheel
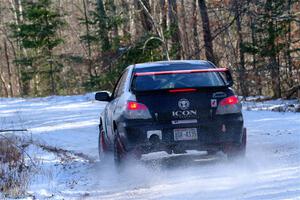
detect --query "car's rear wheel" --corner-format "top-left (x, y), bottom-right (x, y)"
top-left (225, 128), bottom-right (247, 159)
top-left (98, 124), bottom-right (108, 162)
top-left (114, 132), bottom-right (126, 167)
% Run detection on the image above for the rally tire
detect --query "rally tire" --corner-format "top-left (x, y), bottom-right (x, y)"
top-left (226, 128), bottom-right (247, 159)
top-left (113, 132), bottom-right (127, 167)
top-left (98, 124), bottom-right (107, 162)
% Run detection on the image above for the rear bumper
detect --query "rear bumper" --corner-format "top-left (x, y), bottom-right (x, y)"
top-left (118, 114), bottom-right (244, 153)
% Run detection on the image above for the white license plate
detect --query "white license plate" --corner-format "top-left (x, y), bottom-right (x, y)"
top-left (174, 128), bottom-right (198, 141)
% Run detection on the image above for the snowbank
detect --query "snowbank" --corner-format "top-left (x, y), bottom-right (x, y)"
top-left (242, 96), bottom-right (300, 112)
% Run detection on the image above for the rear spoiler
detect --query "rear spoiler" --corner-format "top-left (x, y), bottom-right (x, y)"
top-left (134, 68), bottom-right (229, 76)
top-left (133, 68), bottom-right (234, 87)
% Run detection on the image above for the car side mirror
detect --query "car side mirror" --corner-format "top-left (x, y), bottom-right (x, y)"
top-left (95, 92), bottom-right (111, 102)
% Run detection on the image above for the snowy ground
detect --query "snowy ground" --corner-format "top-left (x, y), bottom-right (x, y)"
top-left (243, 96), bottom-right (300, 112)
top-left (0, 94), bottom-right (299, 200)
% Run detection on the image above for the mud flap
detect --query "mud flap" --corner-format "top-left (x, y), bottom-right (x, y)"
top-left (223, 127), bottom-right (246, 159)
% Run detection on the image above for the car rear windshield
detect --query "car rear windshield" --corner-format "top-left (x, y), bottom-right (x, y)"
top-left (132, 71), bottom-right (225, 91)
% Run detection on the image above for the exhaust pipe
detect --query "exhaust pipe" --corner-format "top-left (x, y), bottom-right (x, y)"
top-left (149, 134), bottom-right (160, 145)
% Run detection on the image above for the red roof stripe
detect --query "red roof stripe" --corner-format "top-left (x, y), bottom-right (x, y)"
top-left (134, 68), bottom-right (228, 76)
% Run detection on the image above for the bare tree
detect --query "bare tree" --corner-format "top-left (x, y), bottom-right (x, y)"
top-left (192, 0), bottom-right (200, 59)
top-left (233, 0), bottom-right (248, 96)
top-left (198, 0), bottom-right (216, 64)
top-left (137, 0), bottom-right (153, 32)
top-left (160, 0), bottom-right (167, 31)
top-left (82, 0), bottom-right (93, 79)
top-left (3, 39), bottom-right (13, 97)
top-left (265, 0), bottom-right (281, 98)
top-left (168, 0), bottom-right (181, 59)
top-left (179, 0), bottom-right (190, 58)
top-left (138, 0), bottom-right (170, 60)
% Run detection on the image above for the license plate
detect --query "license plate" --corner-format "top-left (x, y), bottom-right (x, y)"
top-left (174, 128), bottom-right (198, 141)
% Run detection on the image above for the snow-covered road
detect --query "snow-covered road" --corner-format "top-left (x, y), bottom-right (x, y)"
top-left (1, 94), bottom-right (299, 199)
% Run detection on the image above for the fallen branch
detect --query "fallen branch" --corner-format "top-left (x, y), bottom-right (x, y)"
top-left (0, 134), bottom-right (37, 168)
top-left (0, 129), bottom-right (28, 133)
top-left (36, 143), bottom-right (96, 163)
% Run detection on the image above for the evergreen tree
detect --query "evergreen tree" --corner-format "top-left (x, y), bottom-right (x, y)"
top-left (244, 0), bottom-right (291, 98)
top-left (10, 0), bottom-right (64, 95)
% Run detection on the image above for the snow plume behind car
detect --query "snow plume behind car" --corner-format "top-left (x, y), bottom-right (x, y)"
top-left (86, 140), bottom-right (297, 200)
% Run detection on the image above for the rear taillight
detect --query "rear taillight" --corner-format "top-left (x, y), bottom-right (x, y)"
top-left (220, 96), bottom-right (239, 106)
top-left (125, 101), bottom-right (152, 119)
top-left (127, 101), bottom-right (147, 110)
top-left (216, 96), bottom-right (241, 115)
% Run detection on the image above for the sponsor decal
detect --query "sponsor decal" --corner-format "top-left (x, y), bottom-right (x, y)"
top-left (211, 99), bottom-right (217, 107)
top-left (172, 110), bottom-right (197, 118)
top-left (178, 98), bottom-right (190, 110)
top-left (212, 92), bottom-right (227, 98)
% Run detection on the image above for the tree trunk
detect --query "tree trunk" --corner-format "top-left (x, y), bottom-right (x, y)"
top-left (233, 0), bottom-right (248, 96)
top-left (10, 0), bottom-right (25, 96)
top-left (270, 57), bottom-right (281, 98)
top-left (49, 57), bottom-right (56, 95)
top-left (3, 39), bottom-right (13, 97)
top-left (138, 0), bottom-right (153, 32)
top-left (198, 0), bottom-right (216, 64)
top-left (250, 16), bottom-right (262, 95)
top-left (120, 0), bottom-right (130, 37)
top-left (286, 0), bottom-right (293, 87)
top-left (265, 0), bottom-right (281, 98)
top-left (168, 0), bottom-right (181, 59)
top-left (160, 0), bottom-right (168, 52)
top-left (137, 0), bottom-right (170, 60)
top-left (5, 34), bottom-right (22, 96)
top-left (192, 0), bottom-right (200, 59)
top-left (0, 72), bottom-right (9, 97)
top-left (160, 0), bottom-right (167, 31)
top-left (179, 0), bottom-right (190, 59)
top-left (110, 0), bottom-right (119, 39)
top-left (82, 0), bottom-right (93, 80)
top-left (16, 0), bottom-right (23, 21)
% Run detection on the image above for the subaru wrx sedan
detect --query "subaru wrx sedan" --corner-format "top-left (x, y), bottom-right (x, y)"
top-left (95, 60), bottom-right (246, 165)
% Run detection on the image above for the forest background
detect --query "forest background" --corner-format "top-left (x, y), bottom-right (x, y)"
top-left (0, 0), bottom-right (299, 98)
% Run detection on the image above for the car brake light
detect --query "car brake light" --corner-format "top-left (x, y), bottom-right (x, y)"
top-left (216, 96), bottom-right (241, 115)
top-left (125, 101), bottom-right (152, 119)
top-left (220, 96), bottom-right (239, 106)
top-left (127, 101), bottom-right (147, 110)
top-left (169, 88), bottom-right (197, 93)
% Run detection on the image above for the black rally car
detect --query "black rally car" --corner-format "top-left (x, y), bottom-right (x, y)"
top-left (95, 60), bottom-right (246, 165)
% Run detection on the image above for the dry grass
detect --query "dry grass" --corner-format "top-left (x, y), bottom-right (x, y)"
top-left (0, 135), bottom-right (31, 198)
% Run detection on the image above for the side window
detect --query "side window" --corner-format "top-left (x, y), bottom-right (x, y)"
top-left (113, 70), bottom-right (129, 98)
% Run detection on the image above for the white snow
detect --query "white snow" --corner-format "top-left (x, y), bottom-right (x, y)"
top-left (0, 94), bottom-right (299, 199)
top-left (243, 97), bottom-right (300, 112)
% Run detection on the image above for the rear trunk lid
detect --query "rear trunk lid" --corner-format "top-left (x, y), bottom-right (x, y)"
top-left (132, 66), bottom-right (233, 123)
top-left (135, 89), bottom-right (228, 123)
